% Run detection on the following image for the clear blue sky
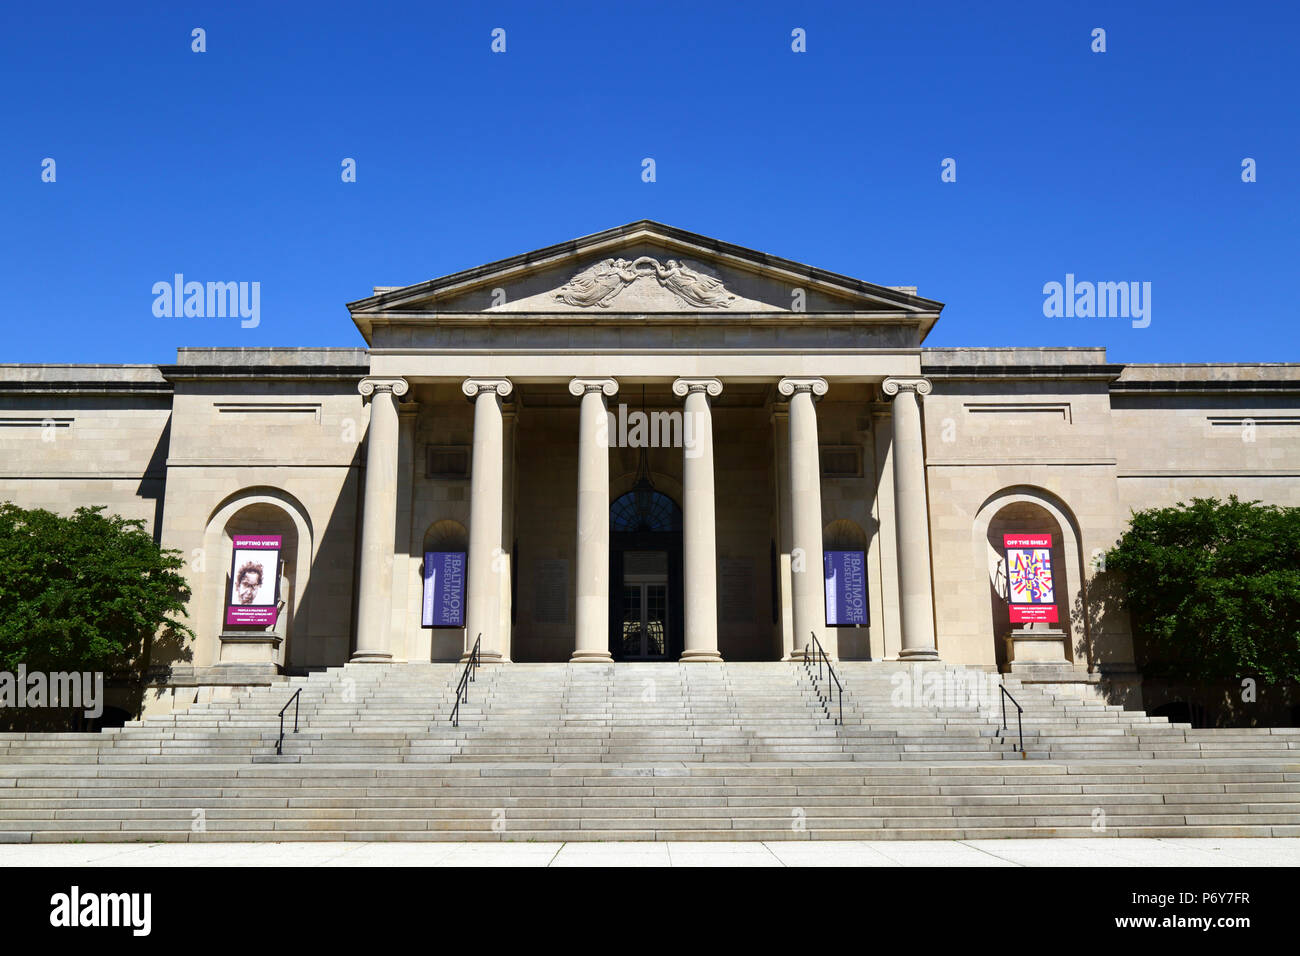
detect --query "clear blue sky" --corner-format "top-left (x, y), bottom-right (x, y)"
top-left (3, 1), bottom-right (1296, 364)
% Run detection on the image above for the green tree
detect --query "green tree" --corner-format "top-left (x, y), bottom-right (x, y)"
top-left (0, 503), bottom-right (194, 676)
top-left (1105, 496), bottom-right (1300, 683)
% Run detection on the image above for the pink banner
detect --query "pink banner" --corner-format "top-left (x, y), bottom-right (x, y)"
top-left (1004, 533), bottom-right (1058, 624)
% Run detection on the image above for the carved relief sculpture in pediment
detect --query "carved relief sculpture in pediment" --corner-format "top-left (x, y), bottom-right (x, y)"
top-left (554, 256), bottom-right (736, 309)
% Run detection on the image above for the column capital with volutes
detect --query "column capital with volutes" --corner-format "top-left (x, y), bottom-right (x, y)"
top-left (462, 377), bottom-right (513, 399)
top-left (568, 377), bottom-right (619, 398)
top-left (881, 377), bottom-right (932, 398)
top-left (672, 377), bottom-right (723, 398)
top-left (358, 377), bottom-right (409, 400)
top-left (777, 377), bottom-right (828, 399)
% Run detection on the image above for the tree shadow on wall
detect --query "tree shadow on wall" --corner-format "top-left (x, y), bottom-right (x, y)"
top-left (1072, 567), bottom-right (1136, 706)
top-left (130, 623), bottom-right (196, 719)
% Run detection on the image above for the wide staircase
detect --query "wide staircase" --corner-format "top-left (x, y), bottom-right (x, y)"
top-left (0, 661), bottom-right (1297, 842)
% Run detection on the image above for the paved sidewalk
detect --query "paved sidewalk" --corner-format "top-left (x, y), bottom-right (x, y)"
top-left (2, 838), bottom-right (1298, 867)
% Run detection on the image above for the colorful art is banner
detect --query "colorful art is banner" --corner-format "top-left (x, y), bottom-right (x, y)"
top-left (422, 551), bottom-right (466, 628)
top-left (226, 534), bottom-right (282, 626)
top-left (1003, 534), bottom-right (1058, 623)
top-left (824, 550), bottom-right (868, 627)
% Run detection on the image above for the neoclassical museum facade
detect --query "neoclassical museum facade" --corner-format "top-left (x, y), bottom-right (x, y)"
top-left (4, 222), bottom-right (1298, 715)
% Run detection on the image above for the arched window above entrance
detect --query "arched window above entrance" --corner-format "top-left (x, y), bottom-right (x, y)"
top-left (424, 519), bottom-right (468, 553)
top-left (610, 490), bottom-right (681, 533)
top-left (823, 518), bottom-right (868, 551)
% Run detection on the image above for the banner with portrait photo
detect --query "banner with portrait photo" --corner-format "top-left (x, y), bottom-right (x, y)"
top-left (226, 534), bottom-right (282, 626)
top-left (1003, 533), bottom-right (1058, 623)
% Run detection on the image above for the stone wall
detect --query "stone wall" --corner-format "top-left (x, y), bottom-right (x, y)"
top-left (0, 365), bottom-right (171, 537)
top-left (153, 348), bottom-right (369, 690)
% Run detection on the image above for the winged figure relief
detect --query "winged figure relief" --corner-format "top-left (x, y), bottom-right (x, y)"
top-left (655, 259), bottom-right (736, 308)
top-left (554, 258), bottom-right (639, 308)
top-left (553, 256), bottom-right (737, 309)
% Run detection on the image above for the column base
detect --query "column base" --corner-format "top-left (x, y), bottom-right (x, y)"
top-left (679, 650), bottom-right (724, 663)
top-left (349, 651), bottom-right (393, 663)
top-left (570, 650), bottom-right (614, 663)
top-left (898, 647), bottom-right (940, 661)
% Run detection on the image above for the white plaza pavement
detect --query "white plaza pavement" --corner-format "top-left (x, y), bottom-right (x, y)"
top-left (1, 838), bottom-right (1298, 867)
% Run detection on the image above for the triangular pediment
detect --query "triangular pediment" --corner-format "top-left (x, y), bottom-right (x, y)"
top-left (348, 221), bottom-right (942, 339)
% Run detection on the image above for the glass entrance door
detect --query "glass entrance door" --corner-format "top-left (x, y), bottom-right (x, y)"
top-left (620, 581), bottom-right (668, 659)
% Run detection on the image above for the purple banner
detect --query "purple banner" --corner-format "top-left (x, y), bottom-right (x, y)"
top-left (225, 534), bottom-right (282, 626)
top-left (824, 550), bottom-right (868, 627)
top-left (422, 551), bottom-right (466, 627)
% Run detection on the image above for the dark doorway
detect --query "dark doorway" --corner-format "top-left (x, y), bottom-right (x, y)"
top-left (609, 489), bottom-right (683, 661)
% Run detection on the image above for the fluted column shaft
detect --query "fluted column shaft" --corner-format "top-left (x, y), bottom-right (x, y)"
top-left (463, 378), bottom-right (512, 663)
top-left (883, 377), bottom-right (938, 660)
top-left (779, 377), bottom-right (834, 660)
top-left (570, 378), bottom-right (618, 663)
top-left (353, 376), bottom-right (408, 662)
top-left (674, 378), bottom-right (724, 663)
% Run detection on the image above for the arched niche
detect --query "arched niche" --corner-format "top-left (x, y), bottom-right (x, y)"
top-left (423, 519), bottom-right (469, 553)
top-left (971, 486), bottom-right (1087, 672)
top-left (823, 519), bottom-right (870, 658)
top-left (421, 519), bottom-right (469, 662)
top-left (823, 518), bottom-right (868, 551)
top-left (202, 488), bottom-right (314, 670)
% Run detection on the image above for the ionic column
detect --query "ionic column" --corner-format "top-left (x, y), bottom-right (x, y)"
top-left (498, 404), bottom-right (517, 663)
top-left (771, 408), bottom-right (796, 660)
top-left (387, 401), bottom-right (419, 662)
top-left (353, 376), bottom-right (409, 662)
top-left (777, 377), bottom-right (833, 660)
top-left (569, 377), bottom-right (618, 663)
top-left (673, 377), bottom-right (724, 663)
top-left (882, 377), bottom-right (938, 660)
top-left (463, 377), bottom-right (513, 663)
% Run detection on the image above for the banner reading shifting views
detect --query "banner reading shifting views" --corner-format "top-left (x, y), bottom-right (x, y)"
top-left (225, 534), bottom-right (281, 626)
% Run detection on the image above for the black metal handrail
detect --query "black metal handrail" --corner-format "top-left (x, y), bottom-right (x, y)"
top-left (450, 633), bottom-right (482, 727)
top-left (998, 682), bottom-right (1026, 758)
top-left (801, 631), bottom-right (843, 726)
top-left (275, 687), bottom-right (301, 755)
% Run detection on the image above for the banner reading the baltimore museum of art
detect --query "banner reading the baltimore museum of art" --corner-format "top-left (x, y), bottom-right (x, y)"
top-left (422, 551), bottom-right (466, 627)
top-left (225, 534), bottom-right (282, 626)
top-left (1003, 534), bottom-right (1059, 623)
top-left (824, 550), bottom-right (868, 627)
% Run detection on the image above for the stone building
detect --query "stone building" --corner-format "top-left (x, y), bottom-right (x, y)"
top-left (3, 222), bottom-right (1297, 718)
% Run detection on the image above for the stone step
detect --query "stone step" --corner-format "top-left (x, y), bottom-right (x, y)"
top-left (4, 660), bottom-right (1297, 842)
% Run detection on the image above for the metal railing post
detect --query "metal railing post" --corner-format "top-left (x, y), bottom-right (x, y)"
top-left (276, 687), bottom-right (302, 756)
top-left (797, 631), bottom-right (843, 727)
top-left (998, 682), bottom-right (1026, 757)
top-left (451, 633), bottom-right (482, 727)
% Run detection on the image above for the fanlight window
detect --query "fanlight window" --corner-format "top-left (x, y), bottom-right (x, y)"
top-left (610, 491), bottom-right (680, 533)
